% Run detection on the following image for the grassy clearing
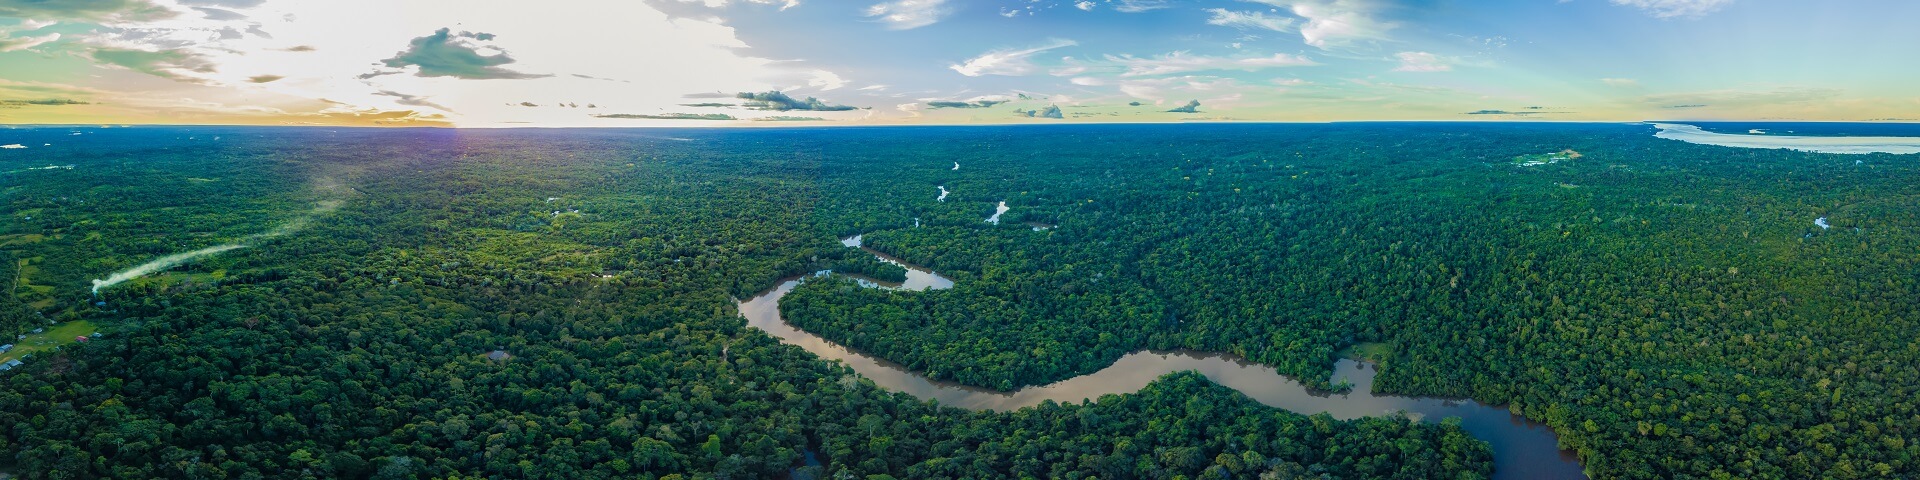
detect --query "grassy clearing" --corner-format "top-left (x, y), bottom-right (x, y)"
top-left (2, 320), bottom-right (97, 364)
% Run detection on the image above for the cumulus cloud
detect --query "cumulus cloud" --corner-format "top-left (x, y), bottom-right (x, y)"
top-left (1105, 51), bottom-right (1317, 77)
top-left (735, 91), bottom-right (858, 111)
top-left (1610, 0), bottom-right (1733, 19)
top-left (1015, 104), bottom-right (1063, 119)
top-left (864, 0), bottom-right (950, 30)
top-left (951, 39), bottom-right (1077, 77)
top-left (0, 0), bottom-right (178, 22)
top-left (1391, 51), bottom-right (1450, 72)
top-left (1166, 99), bottom-right (1201, 113)
top-left (1074, 1), bottom-right (1096, 11)
top-left (593, 112), bottom-right (737, 120)
top-left (376, 28), bottom-right (548, 80)
top-left (1205, 9), bottom-right (1296, 32)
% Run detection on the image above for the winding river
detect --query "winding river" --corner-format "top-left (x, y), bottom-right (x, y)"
top-left (739, 234), bottom-right (1585, 479)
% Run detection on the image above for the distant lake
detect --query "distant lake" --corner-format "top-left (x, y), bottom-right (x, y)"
top-left (1670, 121), bottom-right (1920, 137)
top-left (1650, 123), bottom-right (1920, 154)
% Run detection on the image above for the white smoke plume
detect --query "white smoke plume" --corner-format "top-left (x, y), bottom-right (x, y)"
top-left (89, 195), bottom-right (346, 295)
top-left (90, 245), bottom-right (247, 294)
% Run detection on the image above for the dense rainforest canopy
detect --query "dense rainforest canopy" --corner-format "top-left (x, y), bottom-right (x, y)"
top-left (1, 123), bottom-right (1915, 479)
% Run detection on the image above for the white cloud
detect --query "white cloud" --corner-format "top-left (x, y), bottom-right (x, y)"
top-left (1245, 0), bottom-right (1397, 50)
top-left (864, 0), bottom-right (951, 30)
top-left (1391, 51), bottom-right (1450, 72)
top-left (1074, 1), bottom-right (1096, 11)
top-left (0, 32), bottom-right (60, 52)
top-left (1106, 51), bottom-right (1318, 77)
top-left (1601, 77), bottom-right (1639, 87)
top-left (1610, 0), bottom-right (1734, 19)
top-left (1205, 9), bottom-right (1296, 32)
top-left (54, 0), bottom-right (850, 126)
top-left (676, 0), bottom-right (801, 9)
top-left (1070, 76), bottom-right (1105, 86)
top-left (1117, 76), bottom-right (1243, 101)
top-left (951, 38), bottom-right (1077, 77)
top-left (1114, 0), bottom-right (1170, 13)
top-left (801, 69), bottom-right (847, 91)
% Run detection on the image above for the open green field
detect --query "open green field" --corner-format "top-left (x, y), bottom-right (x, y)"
top-left (1, 320), bottom-right (96, 364)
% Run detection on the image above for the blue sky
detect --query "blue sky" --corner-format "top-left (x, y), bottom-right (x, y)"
top-left (1, 0), bottom-right (1915, 126)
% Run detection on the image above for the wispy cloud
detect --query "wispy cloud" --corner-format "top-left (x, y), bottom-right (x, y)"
top-left (928, 96), bottom-right (1011, 108)
top-left (90, 47), bottom-right (219, 83)
top-left (1391, 51), bottom-right (1450, 72)
top-left (675, 0), bottom-right (801, 10)
top-left (952, 39), bottom-right (1077, 77)
top-left (1113, 0), bottom-right (1170, 13)
top-left (594, 112), bottom-right (737, 120)
top-left (0, 29), bottom-right (60, 53)
top-left (1104, 51), bottom-right (1317, 77)
top-left (0, 99), bottom-right (89, 107)
top-left (865, 0), bottom-right (950, 30)
top-left (736, 91), bottom-right (859, 111)
top-left (1601, 78), bottom-right (1640, 87)
top-left (1117, 76), bottom-right (1243, 101)
top-left (372, 90), bottom-right (453, 113)
top-left (1205, 9), bottom-right (1296, 32)
top-left (0, 0), bottom-right (177, 22)
top-left (1610, 0), bottom-right (1734, 19)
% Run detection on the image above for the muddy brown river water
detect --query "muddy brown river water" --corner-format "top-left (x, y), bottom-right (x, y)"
top-left (739, 235), bottom-right (1586, 479)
